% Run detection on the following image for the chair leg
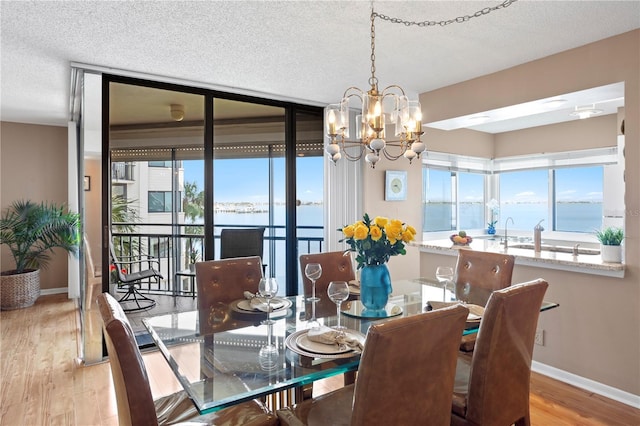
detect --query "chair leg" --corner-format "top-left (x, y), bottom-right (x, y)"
top-left (117, 284), bottom-right (156, 312)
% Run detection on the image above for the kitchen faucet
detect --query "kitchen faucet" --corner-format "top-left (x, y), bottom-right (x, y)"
top-left (503, 217), bottom-right (514, 249)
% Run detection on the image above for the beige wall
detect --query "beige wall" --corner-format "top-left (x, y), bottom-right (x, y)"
top-left (362, 160), bottom-right (422, 281)
top-left (495, 114), bottom-right (617, 156)
top-left (0, 121), bottom-right (70, 290)
top-left (84, 158), bottom-right (102, 268)
top-left (416, 30), bottom-right (639, 395)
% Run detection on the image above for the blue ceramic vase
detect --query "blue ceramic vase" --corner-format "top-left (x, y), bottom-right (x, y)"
top-left (360, 264), bottom-right (392, 310)
top-left (487, 225), bottom-right (496, 235)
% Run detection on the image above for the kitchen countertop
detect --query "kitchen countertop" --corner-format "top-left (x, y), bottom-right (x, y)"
top-left (414, 237), bottom-right (625, 278)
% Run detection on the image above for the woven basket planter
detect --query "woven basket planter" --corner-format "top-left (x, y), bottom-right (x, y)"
top-left (1, 269), bottom-right (40, 310)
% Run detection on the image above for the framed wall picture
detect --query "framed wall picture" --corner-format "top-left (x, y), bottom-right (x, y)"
top-left (385, 170), bottom-right (407, 201)
top-left (83, 176), bottom-right (91, 191)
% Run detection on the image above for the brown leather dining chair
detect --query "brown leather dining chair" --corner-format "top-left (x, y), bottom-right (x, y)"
top-left (195, 256), bottom-right (264, 334)
top-left (454, 249), bottom-right (515, 351)
top-left (96, 292), bottom-right (278, 426)
top-left (277, 304), bottom-right (470, 426)
top-left (299, 251), bottom-right (358, 394)
top-left (299, 251), bottom-right (355, 300)
top-left (451, 278), bottom-right (549, 426)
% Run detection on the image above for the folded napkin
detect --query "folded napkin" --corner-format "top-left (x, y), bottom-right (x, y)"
top-left (243, 291), bottom-right (284, 312)
top-left (348, 280), bottom-right (360, 288)
top-left (427, 301), bottom-right (485, 320)
top-left (307, 325), bottom-right (364, 352)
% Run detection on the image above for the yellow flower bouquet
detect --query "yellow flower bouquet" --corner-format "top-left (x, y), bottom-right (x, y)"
top-left (340, 213), bottom-right (416, 269)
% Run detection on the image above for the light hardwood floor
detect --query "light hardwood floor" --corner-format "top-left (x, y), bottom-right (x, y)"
top-left (1, 294), bottom-right (638, 425)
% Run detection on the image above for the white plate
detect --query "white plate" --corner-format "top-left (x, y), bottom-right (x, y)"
top-left (236, 298), bottom-right (291, 312)
top-left (295, 333), bottom-right (351, 355)
top-left (285, 329), bottom-right (365, 360)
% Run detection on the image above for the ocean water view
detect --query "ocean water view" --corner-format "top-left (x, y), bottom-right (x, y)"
top-left (424, 202), bottom-right (603, 233)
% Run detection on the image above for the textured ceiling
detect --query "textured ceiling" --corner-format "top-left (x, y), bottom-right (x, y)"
top-left (1, 1), bottom-right (639, 127)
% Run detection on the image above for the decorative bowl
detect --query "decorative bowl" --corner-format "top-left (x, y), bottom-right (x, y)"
top-left (450, 234), bottom-right (473, 245)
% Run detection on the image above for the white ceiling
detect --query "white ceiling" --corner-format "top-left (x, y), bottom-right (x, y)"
top-left (1, 1), bottom-right (639, 130)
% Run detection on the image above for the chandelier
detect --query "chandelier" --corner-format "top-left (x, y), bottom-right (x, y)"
top-left (324, 0), bottom-right (519, 169)
top-left (324, 8), bottom-right (424, 169)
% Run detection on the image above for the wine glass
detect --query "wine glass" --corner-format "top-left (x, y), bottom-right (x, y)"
top-left (435, 266), bottom-right (454, 301)
top-left (327, 281), bottom-right (350, 330)
top-left (258, 337), bottom-right (279, 371)
top-left (305, 263), bottom-right (322, 302)
top-left (258, 277), bottom-right (279, 325)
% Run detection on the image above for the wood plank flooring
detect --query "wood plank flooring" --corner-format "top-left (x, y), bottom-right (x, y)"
top-left (1, 294), bottom-right (638, 425)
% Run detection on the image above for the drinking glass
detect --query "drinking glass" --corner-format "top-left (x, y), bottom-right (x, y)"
top-left (435, 266), bottom-right (455, 301)
top-left (305, 263), bottom-right (322, 302)
top-left (258, 277), bottom-right (278, 326)
top-left (327, 281), bottom-right (350, 330)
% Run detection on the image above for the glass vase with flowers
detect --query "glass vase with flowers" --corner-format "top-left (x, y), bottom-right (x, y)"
top-left (340, 214), bottom-right (416, 310)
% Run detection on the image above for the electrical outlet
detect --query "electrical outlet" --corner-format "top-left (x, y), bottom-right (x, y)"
top-left (535, 329), bottom-right (544, 346)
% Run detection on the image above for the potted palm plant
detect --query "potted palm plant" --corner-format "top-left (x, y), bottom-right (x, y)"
top-left (595, 227), bottom-right (624, 263)
top-left (0, 200), bottom-right (80, 309)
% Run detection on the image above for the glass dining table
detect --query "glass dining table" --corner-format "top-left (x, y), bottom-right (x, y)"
top-left (142, 277), bottom-right (558, 414)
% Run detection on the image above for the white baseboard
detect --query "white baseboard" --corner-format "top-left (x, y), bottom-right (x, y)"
top-left (40, 287), bottom-right (71, 296)
top-left (532, 361), bottom-right (640, 409)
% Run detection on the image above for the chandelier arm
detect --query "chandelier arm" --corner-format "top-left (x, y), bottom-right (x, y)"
top-left (338, 140), bottom-right (367, 161)
top-left (380, 85), bottom-right (407, 97)
top-left (380, 145), bottom-right (408, 161)
top-left (342, 87), bottom-right (365, 101)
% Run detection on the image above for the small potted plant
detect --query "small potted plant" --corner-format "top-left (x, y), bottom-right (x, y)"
top-left (595, 227), bottom-right (624, 263)
top-left (1, 200), bottom-right (80, 309)
top-left (486, 198), bottom-right (499, 235)
top-left (188, 249), bottom-right (200, 272)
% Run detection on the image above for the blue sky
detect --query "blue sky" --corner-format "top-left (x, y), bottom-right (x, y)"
top-left (426, 166), bottom-right (603, 203)
top-left (183, 157), bottom-right (324, 203)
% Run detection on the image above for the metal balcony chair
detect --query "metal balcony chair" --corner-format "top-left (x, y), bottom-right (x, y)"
top-left (109, 241), bottom-right (162, 312)
top-left (220, 227), bottom-right (267, 273)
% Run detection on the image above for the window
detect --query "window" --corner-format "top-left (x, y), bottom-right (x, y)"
top-left (423, 169), bottom-right (453, 232)
top-left (423, 148), bottom-right (615, 238)
top-left (459, 173), bottom-right (484, 230)
top-left (499, 169), bottom-right (549, 230)
top-left (149, 191), bottom-right (181, 213)
top-left (423, 169), bottom-right (484, 232)
top-left (555, 166), bottom-right (603, 232)
top-left (112, 184), bottom-right (127, 199)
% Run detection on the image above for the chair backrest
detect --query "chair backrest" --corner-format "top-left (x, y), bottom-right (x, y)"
top-left (454, 249), bottom-right (515, 306)
top-left (220, 228), bottom-right (265, 260)
top-left (299, 251), bottom-right (355, 299)
top-left (97, 293), bottom-right (158, 426)
top-left (351, 305), bottom-right (469, 425)
top-left (195, 256), bottom-right (263, 332)
top-left (465, 278), bottom-right (549, 425)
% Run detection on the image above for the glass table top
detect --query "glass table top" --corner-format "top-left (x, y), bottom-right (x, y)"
top-left (142, 277), bottom-right (558, 414)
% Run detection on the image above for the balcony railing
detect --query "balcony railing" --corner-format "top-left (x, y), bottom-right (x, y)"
top-left (111, 162), bottom-right (136, 181)
top-left (111, 223), bottom-right (323, 297)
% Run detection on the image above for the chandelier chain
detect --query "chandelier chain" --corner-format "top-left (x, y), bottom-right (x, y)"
top-left (373, 0), bottom-right (517, 27)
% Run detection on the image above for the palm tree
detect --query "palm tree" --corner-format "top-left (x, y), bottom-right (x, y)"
top-left (183, 181), bottom-right (204, 263)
